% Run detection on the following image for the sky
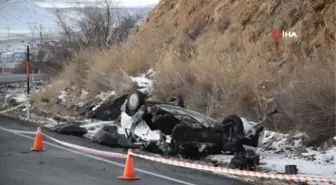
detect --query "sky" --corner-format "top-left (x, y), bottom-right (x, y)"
top-left (115, 0), bottom-right (159, 7)
top-left (32, 0), bottom-right (160, 8)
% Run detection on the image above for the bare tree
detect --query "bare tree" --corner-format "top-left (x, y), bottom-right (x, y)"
top-left (108, 16), bottom-right (138, 45)
top-left (53, 0), bottom-right (141, 51)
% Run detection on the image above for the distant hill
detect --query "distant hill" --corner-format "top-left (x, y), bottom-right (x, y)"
top-left (0, 0), bottom-right (155, 35)
top-left (0, 0), bottom-right (58, 31)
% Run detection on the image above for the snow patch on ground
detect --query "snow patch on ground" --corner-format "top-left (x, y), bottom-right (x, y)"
top-left (130, 68), bottom-right (154, 94)
top-left (208, 130), bottom-right (336, 177)
top-left (2, 88), bottom-right (27, 107)
top-left (261, 131), bottom-right (308, 153)
top-left (95, 91), bottom-right (116, 102)
top-left (1, 85), bottom-right (44, 110)
top-left (58, 90), bottom-right (68, 103)
top-left (80, 89), bottom-right (89, 99)
top-left (131, 76), bottom-right (152, 88)
top-left (90, 91), bottom-right (117, 111)
top-left (13, 93), bottom-right (27, 103)
top-left (303, 148), bottom-right (336, 165)
top-left (260, 149), bottom-right (336, 176)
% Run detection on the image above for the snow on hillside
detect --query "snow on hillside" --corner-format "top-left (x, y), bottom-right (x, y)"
top-left (0, 0), bottom-right (58, 40)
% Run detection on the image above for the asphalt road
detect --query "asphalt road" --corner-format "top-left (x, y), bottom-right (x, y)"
top-left (0, 116), bottom-right (253, 185)
top-left (0, 73), bottom-right (43, 84)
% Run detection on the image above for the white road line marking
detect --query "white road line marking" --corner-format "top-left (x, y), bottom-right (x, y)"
top-left (0, 126), bottom-right (197, 185)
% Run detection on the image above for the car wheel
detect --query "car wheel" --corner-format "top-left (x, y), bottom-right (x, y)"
top-left (126, 90), bottom-right (146, 116)
top-left (167, 95), bottom-right (184, 108)
top-left (221, 114), bottom-right (245, 149)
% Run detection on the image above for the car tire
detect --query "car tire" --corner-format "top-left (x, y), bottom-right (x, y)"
top-left (126, 90), bottom-right (146, 116)
top-left (221, 114), bottom-right (245, 135)
top-left (167, 95), bottom-right (184, 108)
top-left (221, 114), bottom-right (245, 149)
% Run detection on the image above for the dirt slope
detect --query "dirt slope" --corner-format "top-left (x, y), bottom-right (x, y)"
top-left (139, 0), bottom-right (334, 63)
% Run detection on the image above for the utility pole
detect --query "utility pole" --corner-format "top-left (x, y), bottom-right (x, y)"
top-left (26, 45), bottom-right (30, 120)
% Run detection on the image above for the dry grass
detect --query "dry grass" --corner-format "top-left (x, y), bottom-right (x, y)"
top-left (78, 39), bottom-right (159, 94)
top-left (274, 59), bottom-right (335, 146)
top-left (153, 38), bottom-right (335, 144)
top-left (153, 42), bottom-right (276, 120)
top-left (32, 38), bottom-right (160, 109)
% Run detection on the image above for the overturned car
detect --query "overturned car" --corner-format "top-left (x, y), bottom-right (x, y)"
top-left (120, 90), bottom-right (278, 170)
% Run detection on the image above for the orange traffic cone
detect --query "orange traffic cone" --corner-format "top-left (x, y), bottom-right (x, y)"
top-left (31, 126), bottom-right (45, 152)
top-left (117, 149), bottom-right (140, 180)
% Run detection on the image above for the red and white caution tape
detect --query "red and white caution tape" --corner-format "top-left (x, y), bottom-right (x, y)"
top-left (130, 152), bottom-right (336, 185)
top-left (5, 128), bottom-right (36, 134)
top-left (43, 134), bottom-right (127, 159)
top-left (5, 128), bottom-right (126, 159)
top-left (0, 102), bottom-right (26, 114)
top-left (7, 127), bottom-right (336, 184)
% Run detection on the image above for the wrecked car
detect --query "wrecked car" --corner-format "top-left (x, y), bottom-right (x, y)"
top-left (121, 90), bottom-right (278, 170)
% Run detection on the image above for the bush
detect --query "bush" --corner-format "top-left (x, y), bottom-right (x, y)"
top-left (34, 37), bottom-right (158, 103)
top-left (274, 61), bottom-right (335, 146)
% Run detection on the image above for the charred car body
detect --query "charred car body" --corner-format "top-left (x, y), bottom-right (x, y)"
top-left (121, 90), bottom-right (278, 170)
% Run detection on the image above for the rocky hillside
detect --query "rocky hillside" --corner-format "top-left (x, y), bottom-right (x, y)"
top-left (139, 0), bottom-right (334, 61)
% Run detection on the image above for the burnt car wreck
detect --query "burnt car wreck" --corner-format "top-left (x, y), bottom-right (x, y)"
top-left (120, 90), bottom-right (278, 170)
